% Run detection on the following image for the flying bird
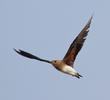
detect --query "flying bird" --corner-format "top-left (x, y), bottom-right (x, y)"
top-left (14, 16), bottom-right (92, 78)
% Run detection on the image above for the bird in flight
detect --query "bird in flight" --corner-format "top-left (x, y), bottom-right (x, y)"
top-left (14, 16), bottom-right (92, 78)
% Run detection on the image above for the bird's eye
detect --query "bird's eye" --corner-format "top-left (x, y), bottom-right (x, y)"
top-left (55, 60), bottom-right (57, 63)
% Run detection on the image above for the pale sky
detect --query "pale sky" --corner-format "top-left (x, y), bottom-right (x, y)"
top-left (0, 0), bottom-right (110, 100)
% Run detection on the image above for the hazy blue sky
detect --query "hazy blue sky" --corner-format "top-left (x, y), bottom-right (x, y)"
top-left (0, 0), bottom-right (110, 100)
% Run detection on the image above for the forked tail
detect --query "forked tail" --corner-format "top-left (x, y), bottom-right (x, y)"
top-left (75, 73), bottom-right (83, 79)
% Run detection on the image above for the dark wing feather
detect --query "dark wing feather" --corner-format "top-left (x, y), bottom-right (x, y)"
top-left (14, 49), bottom-right (51, 64)
top-left (63, 16), bottom-right (92, 67)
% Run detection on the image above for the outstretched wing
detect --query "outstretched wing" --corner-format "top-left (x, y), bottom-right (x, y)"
top-left (14, 49), bottom-right (51, 64)
top-left (63, 16), bottom-right (92, 67)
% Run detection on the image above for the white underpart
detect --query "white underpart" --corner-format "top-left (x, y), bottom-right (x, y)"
top-left (63, 65), bottom-right (77, 76)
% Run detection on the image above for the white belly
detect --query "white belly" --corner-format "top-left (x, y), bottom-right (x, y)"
top-left (62, 65), bottom-right (77, 76)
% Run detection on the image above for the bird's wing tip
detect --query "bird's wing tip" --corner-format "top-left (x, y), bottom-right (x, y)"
top-left (13, 48), bottom-right (18, 52)
top-left (13, 48), bottom-right (21, 54)
top-left (88, 15), bottom-right (93, 23)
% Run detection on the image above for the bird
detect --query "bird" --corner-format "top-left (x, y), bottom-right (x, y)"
top-left (14, 16), bottom-right (92, 78)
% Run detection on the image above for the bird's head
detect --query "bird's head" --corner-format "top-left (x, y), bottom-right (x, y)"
top-left (51, 60), bottom-right (62, 67)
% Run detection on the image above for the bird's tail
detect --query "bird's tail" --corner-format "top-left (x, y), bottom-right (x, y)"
top-left (75, 73), bottom-right (83, 79)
